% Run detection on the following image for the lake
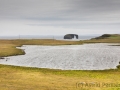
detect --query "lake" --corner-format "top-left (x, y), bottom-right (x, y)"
top-left (0, 43), bottom-right (120, 70)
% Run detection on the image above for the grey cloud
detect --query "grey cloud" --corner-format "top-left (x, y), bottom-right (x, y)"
top-left (0, 0), bottom-right (120, 35)
top-left (1, 0), bottom-right (120, 21)
top-left (27, 20), bottom-right (120, 31)
top-left (0, 0), bottom-right (71, 19)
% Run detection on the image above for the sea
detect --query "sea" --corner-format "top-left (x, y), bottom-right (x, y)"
top-left (0, 35), bottom-right (99, 41)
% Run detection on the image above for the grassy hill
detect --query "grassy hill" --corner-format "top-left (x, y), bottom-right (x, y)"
top-left (84, 34), bottom-right (120, 43)
top-left (93, 34), bottom-right (120, 39)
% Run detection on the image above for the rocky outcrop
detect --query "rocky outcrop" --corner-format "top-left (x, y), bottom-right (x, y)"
top-left (91, 34), bottom-right (120, 40)
top-left (64, 34), bottom-right (78, 39)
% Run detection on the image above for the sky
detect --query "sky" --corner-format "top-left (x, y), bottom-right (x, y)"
top-left (0, 0), bottom-right (120, 36)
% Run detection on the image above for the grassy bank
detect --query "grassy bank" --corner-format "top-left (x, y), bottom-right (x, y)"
top-left (0, 44), bottom-right (25, 57)
top-left (0, 39), bottom-right (82, 57)
top-left (0, 64), bottom-right (120, 90)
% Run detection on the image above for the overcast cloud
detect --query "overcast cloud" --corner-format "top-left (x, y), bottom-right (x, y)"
top-left (0, 0), bottom-right (120, 36)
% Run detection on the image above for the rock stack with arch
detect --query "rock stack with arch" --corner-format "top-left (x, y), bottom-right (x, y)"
top-left (64, 34), bottom-right (78, 39)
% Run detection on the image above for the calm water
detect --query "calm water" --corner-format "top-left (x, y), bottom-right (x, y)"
top-left (0, 43), bottom-right (120, 70)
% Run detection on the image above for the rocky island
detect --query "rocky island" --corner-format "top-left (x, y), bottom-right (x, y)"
top-left (64, 34), bottom-right (78, 39)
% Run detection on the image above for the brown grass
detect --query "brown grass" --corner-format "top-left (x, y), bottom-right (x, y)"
top-left (83, 39), bottom-right (120, 43)
top-left (0, 64), bottom-right (120, 90)
top-left (0, 39), bottom-right (82, 57)
top-left (0, 44), bottom-right (24, 57)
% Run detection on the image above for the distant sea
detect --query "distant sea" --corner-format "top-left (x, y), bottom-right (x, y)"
top-left (0, 35), bottom-right (99, 41)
